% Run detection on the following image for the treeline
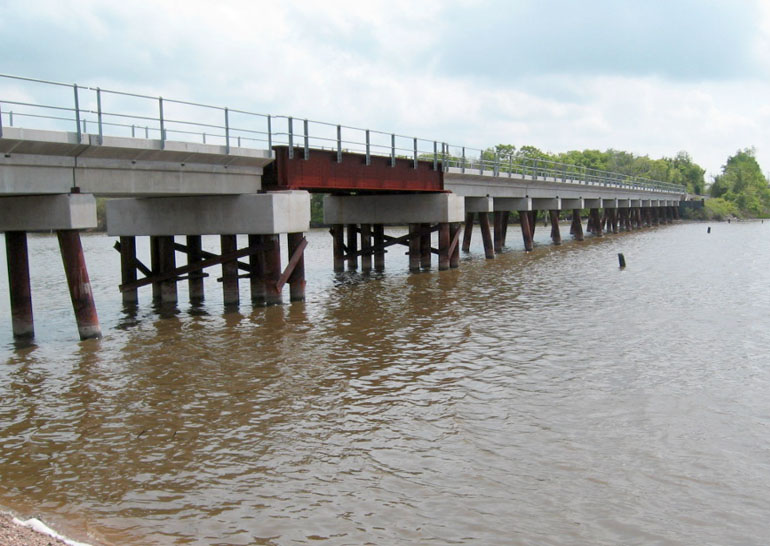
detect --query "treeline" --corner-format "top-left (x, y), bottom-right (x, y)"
top-left (707, 148), bottom-right (770, 218)
top-left (481, 144), bottom-right (706, 195)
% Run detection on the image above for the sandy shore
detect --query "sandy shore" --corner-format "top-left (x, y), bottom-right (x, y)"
top-left (0, 512), bottom-right (75, 545)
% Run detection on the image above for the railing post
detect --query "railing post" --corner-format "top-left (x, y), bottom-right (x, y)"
top-left (0, 102), bottom-right (3, 138)
top-left (132, 125), bottom-right (136, 138)
top-left (225, 107), bottom-right (230, 154)
top-left (494, 151), bottom-right (499, 177)
top-left (336, 124), bottom-right (342, 163)
top-left (365, 129), bottom-right (371, 166)
top-left (73, 84), bottom-right (81, 141)
top-left (158, 96), bottom-right (165, 149)
top-left (96, 87), bottom-right (103, 145)
top-left (461, 147), bottom-right (466, 173)
top-left (509, 154), bottom-right (513, 177)
top-left (304, 119), bottom-right (310, 160)
top-left (267, 115), bottom-right (272, 150)
top-left (433, 141), bottom-right (438, 171)
top-left (479, 151), bottom-right (483, 175)
top-left (413, 138), bottom-right (418, 169)
top-left (442, 142), bottom-right (447, 172)
top-left (390, 133), bottom-right (396, 167)
top-left (288, 116), bottom-right (294, 159)
top-left (9, 111), bottom-right (12, 127)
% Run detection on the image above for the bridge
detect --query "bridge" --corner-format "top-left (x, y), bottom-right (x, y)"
top-left (0, 75), bottom-right (686, 342)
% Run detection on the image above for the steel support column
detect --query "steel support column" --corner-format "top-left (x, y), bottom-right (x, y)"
top-left (479, 213), bottom-right (495, 259)
top-left (462, 212), bottom-right (474, 252)
top-left (187, 235), bottom-right (205, 302)
top-left (263, 234), bottom-right (282, 305)
top-left (408, 224), bottom-right (421, 272)
top-left (5, 231), bottom-right (34, 339)
top-left (438, 222), bottom-right (450, 271)
top-left (549, 210), bottom-right (562, 245)
top-left (373, 224), bottom-right (385, 271)
top-left (119, 236), bottom-right (138, 305)
top-left (57, 230), bottom-right (101, 340)
top-left (288, 232), bottom-right (306, 301)
top-left (249, 234), bottom-right (265, 305)
top-left (519, 210), bottom-right (533, 251)
top-left (221, 234), bottom-right (239, 306)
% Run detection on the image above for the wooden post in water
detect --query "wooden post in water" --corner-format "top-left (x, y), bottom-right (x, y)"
top-left (5, 231), bottom-right (34, 339)
top-left (57, 230), bottom-right (101, 340)
top-left (549, 210), bottom-right (562, 245)
top-left (119, 236), bottom-right (138, 305)
top-left (221, 234), bottom-right (239, 306)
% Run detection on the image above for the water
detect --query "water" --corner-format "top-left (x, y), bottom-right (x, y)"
top-left (1, 222), bottom-right (770, 545)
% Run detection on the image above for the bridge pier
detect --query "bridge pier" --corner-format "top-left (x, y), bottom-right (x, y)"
top-left (324, 193), bottom-right (463, 272)
top-left (107, 192), bottom-right (310, 309)
top-left (1, 194), bottom-right (101, 341)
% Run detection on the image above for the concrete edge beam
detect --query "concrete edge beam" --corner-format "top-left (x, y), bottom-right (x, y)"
top-left (0, 194), bottom-right (97, 231)
top-left (106, 191), bottom-right (310, 236)
top-left (323, 193), bottom-right (464, 225)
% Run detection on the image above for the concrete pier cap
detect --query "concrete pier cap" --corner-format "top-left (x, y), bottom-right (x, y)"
top-left (561, 198), bottom-right (584, 210)
top-left (0, 194), bottom-right (97, 231)
top-left (465, 196), bottom-right (493, 213)
top-left (106, 191), bottom-right (311, 236)
top-left (323, 193), bottom-right (464, 224)
top-left (602, 198), bottom-right (618, 209)
top-left (493, 197), bottom-right (531, 211)
top-left (532, 197), bottom-right (561, 210)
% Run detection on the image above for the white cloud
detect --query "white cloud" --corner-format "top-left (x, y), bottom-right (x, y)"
top-left (2, 0), bottom-right (770, 180)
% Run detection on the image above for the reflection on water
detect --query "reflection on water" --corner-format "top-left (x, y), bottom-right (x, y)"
top-left (2, 223), bottom-right (770, 544)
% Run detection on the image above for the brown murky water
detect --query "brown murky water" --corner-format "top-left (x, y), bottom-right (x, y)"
top-left (2, 222), bottom-right (770, 545)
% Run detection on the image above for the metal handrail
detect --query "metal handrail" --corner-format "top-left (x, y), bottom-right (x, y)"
top-left (0, 73), bottom-right (685, 193)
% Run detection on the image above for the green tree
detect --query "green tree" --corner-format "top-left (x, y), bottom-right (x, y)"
top-left (710, 148), bottom-right (770, 216)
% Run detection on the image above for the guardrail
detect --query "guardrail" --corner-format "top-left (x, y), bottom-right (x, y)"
top-left (0, 74), bottom-right (684, 193)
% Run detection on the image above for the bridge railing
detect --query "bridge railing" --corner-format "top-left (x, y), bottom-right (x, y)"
top-left (0, 74), bottom-right (684, 193)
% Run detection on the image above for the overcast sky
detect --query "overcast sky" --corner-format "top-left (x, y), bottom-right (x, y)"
top-left (2, 0), bottom-right (769, 179)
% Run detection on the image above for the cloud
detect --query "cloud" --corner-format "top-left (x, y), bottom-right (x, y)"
top-left (2, 0), bottom-right (770, 178)
top-left (432, 0), bottom-right (766, 82)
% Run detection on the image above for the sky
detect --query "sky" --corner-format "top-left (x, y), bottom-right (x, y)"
top-left (1, 0), bottom-right (769, 180)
